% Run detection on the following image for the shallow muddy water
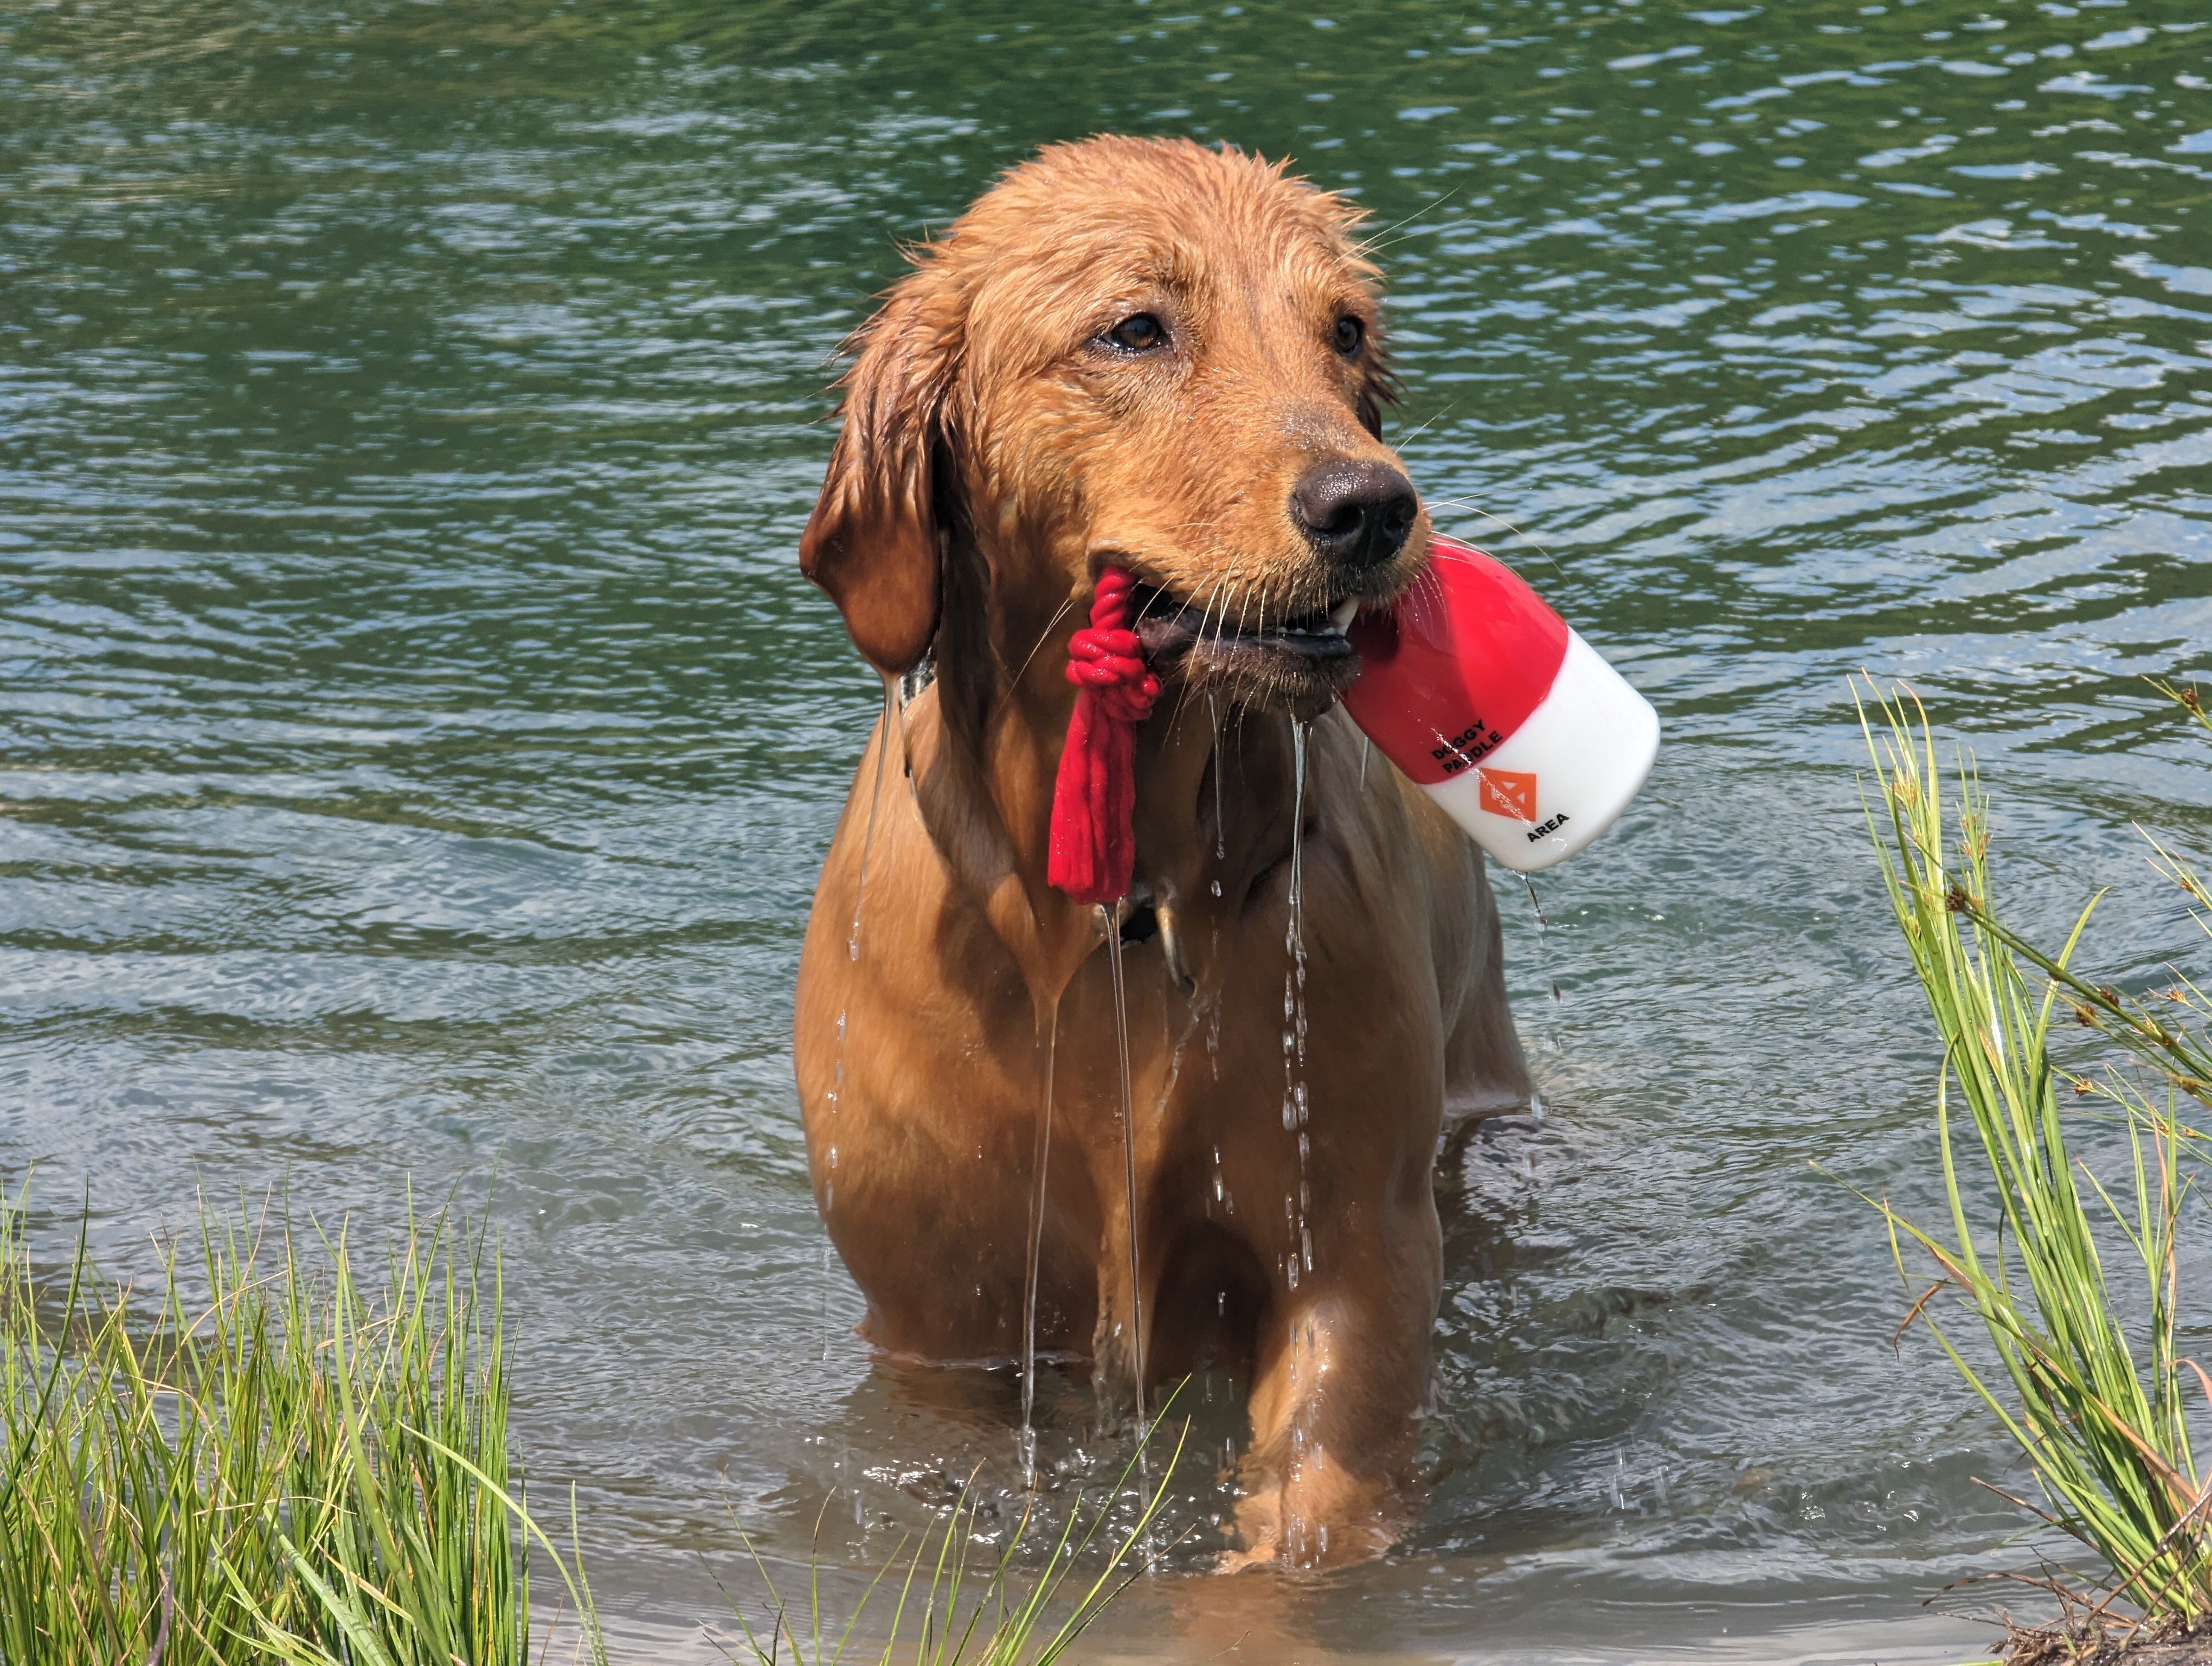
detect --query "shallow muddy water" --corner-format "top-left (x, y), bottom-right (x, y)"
top-left (4, 0), bottom-right (2211, 1658)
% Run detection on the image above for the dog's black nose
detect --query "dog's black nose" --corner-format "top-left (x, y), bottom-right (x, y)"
top-left (1289, 459), bottom-right (1419, 571)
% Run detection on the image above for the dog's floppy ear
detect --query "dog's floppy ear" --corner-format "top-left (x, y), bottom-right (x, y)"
top-left (799, 272), bottom-right (963, 675)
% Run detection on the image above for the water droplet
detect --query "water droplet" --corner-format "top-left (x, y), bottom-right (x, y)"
top-left (1208, 691), bottom-right (1228, 862)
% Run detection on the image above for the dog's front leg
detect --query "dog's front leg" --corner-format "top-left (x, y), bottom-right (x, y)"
top-left (1221, 1203), bottom-right (1441, 1571)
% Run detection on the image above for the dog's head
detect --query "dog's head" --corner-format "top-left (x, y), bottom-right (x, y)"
top-left (801, 136), bottom-right (1424, 716)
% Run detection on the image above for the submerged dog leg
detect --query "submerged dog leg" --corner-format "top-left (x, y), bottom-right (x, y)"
top-left (1225, 1250), bottom-right (1437, 1572)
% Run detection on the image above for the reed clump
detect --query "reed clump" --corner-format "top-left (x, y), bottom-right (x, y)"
top-left (0, 1188), bottom-right (602, 1666)
top-left (0, 1178), bottom-right (1173, 1664)
top-left (1848, 681), bottom-right (2212, 1663)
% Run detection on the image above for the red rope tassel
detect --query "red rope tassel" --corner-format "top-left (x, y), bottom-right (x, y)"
top-left (1047, 567), bottom-right (1160, 906)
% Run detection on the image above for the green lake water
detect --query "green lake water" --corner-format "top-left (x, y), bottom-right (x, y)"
top-left (3, 0), bottom-right (2210, 1657)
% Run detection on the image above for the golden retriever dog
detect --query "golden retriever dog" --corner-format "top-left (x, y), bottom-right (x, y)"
top-left (792, 136), bottom-right (1528, 1569)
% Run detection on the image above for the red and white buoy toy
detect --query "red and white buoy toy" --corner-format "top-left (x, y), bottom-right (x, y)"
top-left (1342, 536), bottom-right (1660, 874)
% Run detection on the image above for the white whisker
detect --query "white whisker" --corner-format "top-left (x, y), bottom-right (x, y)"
top-left (1395, 400), bottom-right (1459, 448)
top-left (1422, 497), bottom-right (1568, 585)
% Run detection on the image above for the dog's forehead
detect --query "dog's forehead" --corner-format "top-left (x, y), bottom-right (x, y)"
top-left (950, 142), bottom-right (1371, 326)
top-left (996, 220), bottom-right (1348, 311)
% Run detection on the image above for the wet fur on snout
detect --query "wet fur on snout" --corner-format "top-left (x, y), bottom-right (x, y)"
top-left (792, 136), bottom-right (1529, 1571)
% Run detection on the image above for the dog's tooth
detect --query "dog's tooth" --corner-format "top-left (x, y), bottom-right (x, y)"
top-left (1328, 598), bottom-right (1358, 633)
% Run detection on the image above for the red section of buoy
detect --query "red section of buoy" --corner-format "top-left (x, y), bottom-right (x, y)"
top-left (1342, 536), bottom-right (1571, 788)
top-left (1048, 567), bottom-right (1160, 905)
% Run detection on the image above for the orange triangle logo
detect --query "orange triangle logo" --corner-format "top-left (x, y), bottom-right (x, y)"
top-left (1477, 767), bottom-right (1538, 822)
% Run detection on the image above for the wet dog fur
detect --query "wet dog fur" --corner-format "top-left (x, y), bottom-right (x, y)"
top-left (792, 136), bottom-right (1528, 1569)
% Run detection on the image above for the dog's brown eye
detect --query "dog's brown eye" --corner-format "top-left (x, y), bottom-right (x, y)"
top-left (1334, 315), bottom-right (1365, 355)
top-left (1106, 313), bottom-right (1166, 352)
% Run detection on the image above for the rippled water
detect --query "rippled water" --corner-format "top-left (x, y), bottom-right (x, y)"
top-left (4, 0), bottom-right (2210, 1658)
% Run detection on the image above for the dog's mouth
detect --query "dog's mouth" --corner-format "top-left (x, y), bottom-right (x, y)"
top-left (1123, 577), bottom-right (1376, 715)
top-left (1130, 585), bottom-right (1360, 665)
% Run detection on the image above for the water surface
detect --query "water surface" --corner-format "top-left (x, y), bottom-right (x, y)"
top-left (3, 0), bottom-right (2210, 1658)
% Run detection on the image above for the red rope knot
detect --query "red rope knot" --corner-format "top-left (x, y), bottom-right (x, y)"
top-left (1047, 567), bottom-right (1160, 906)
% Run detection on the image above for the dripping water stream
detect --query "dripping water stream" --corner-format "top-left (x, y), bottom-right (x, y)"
top-left (1207, 692), bottom-right (1226, 863)
top-left (1018, 1000), bottom-right (1059, 1488)
top-left (822, 677), bottom-right (898, 1354)
top-left (821, 678), bottom-right (899, 1232)
top-left (1100, 904), bottom-right (1147, 1422)
top-left (1283, 720), bottom-right (1312, 1292)
top-left (1281, 719), bottom-right (1318, 1565)
top-left (1101, 899), bottom-right (1160, 1548)
top-left (847, 676), bottom-right (898, 963)
top-left (1206, 705), bottom-right (1228, 1079)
